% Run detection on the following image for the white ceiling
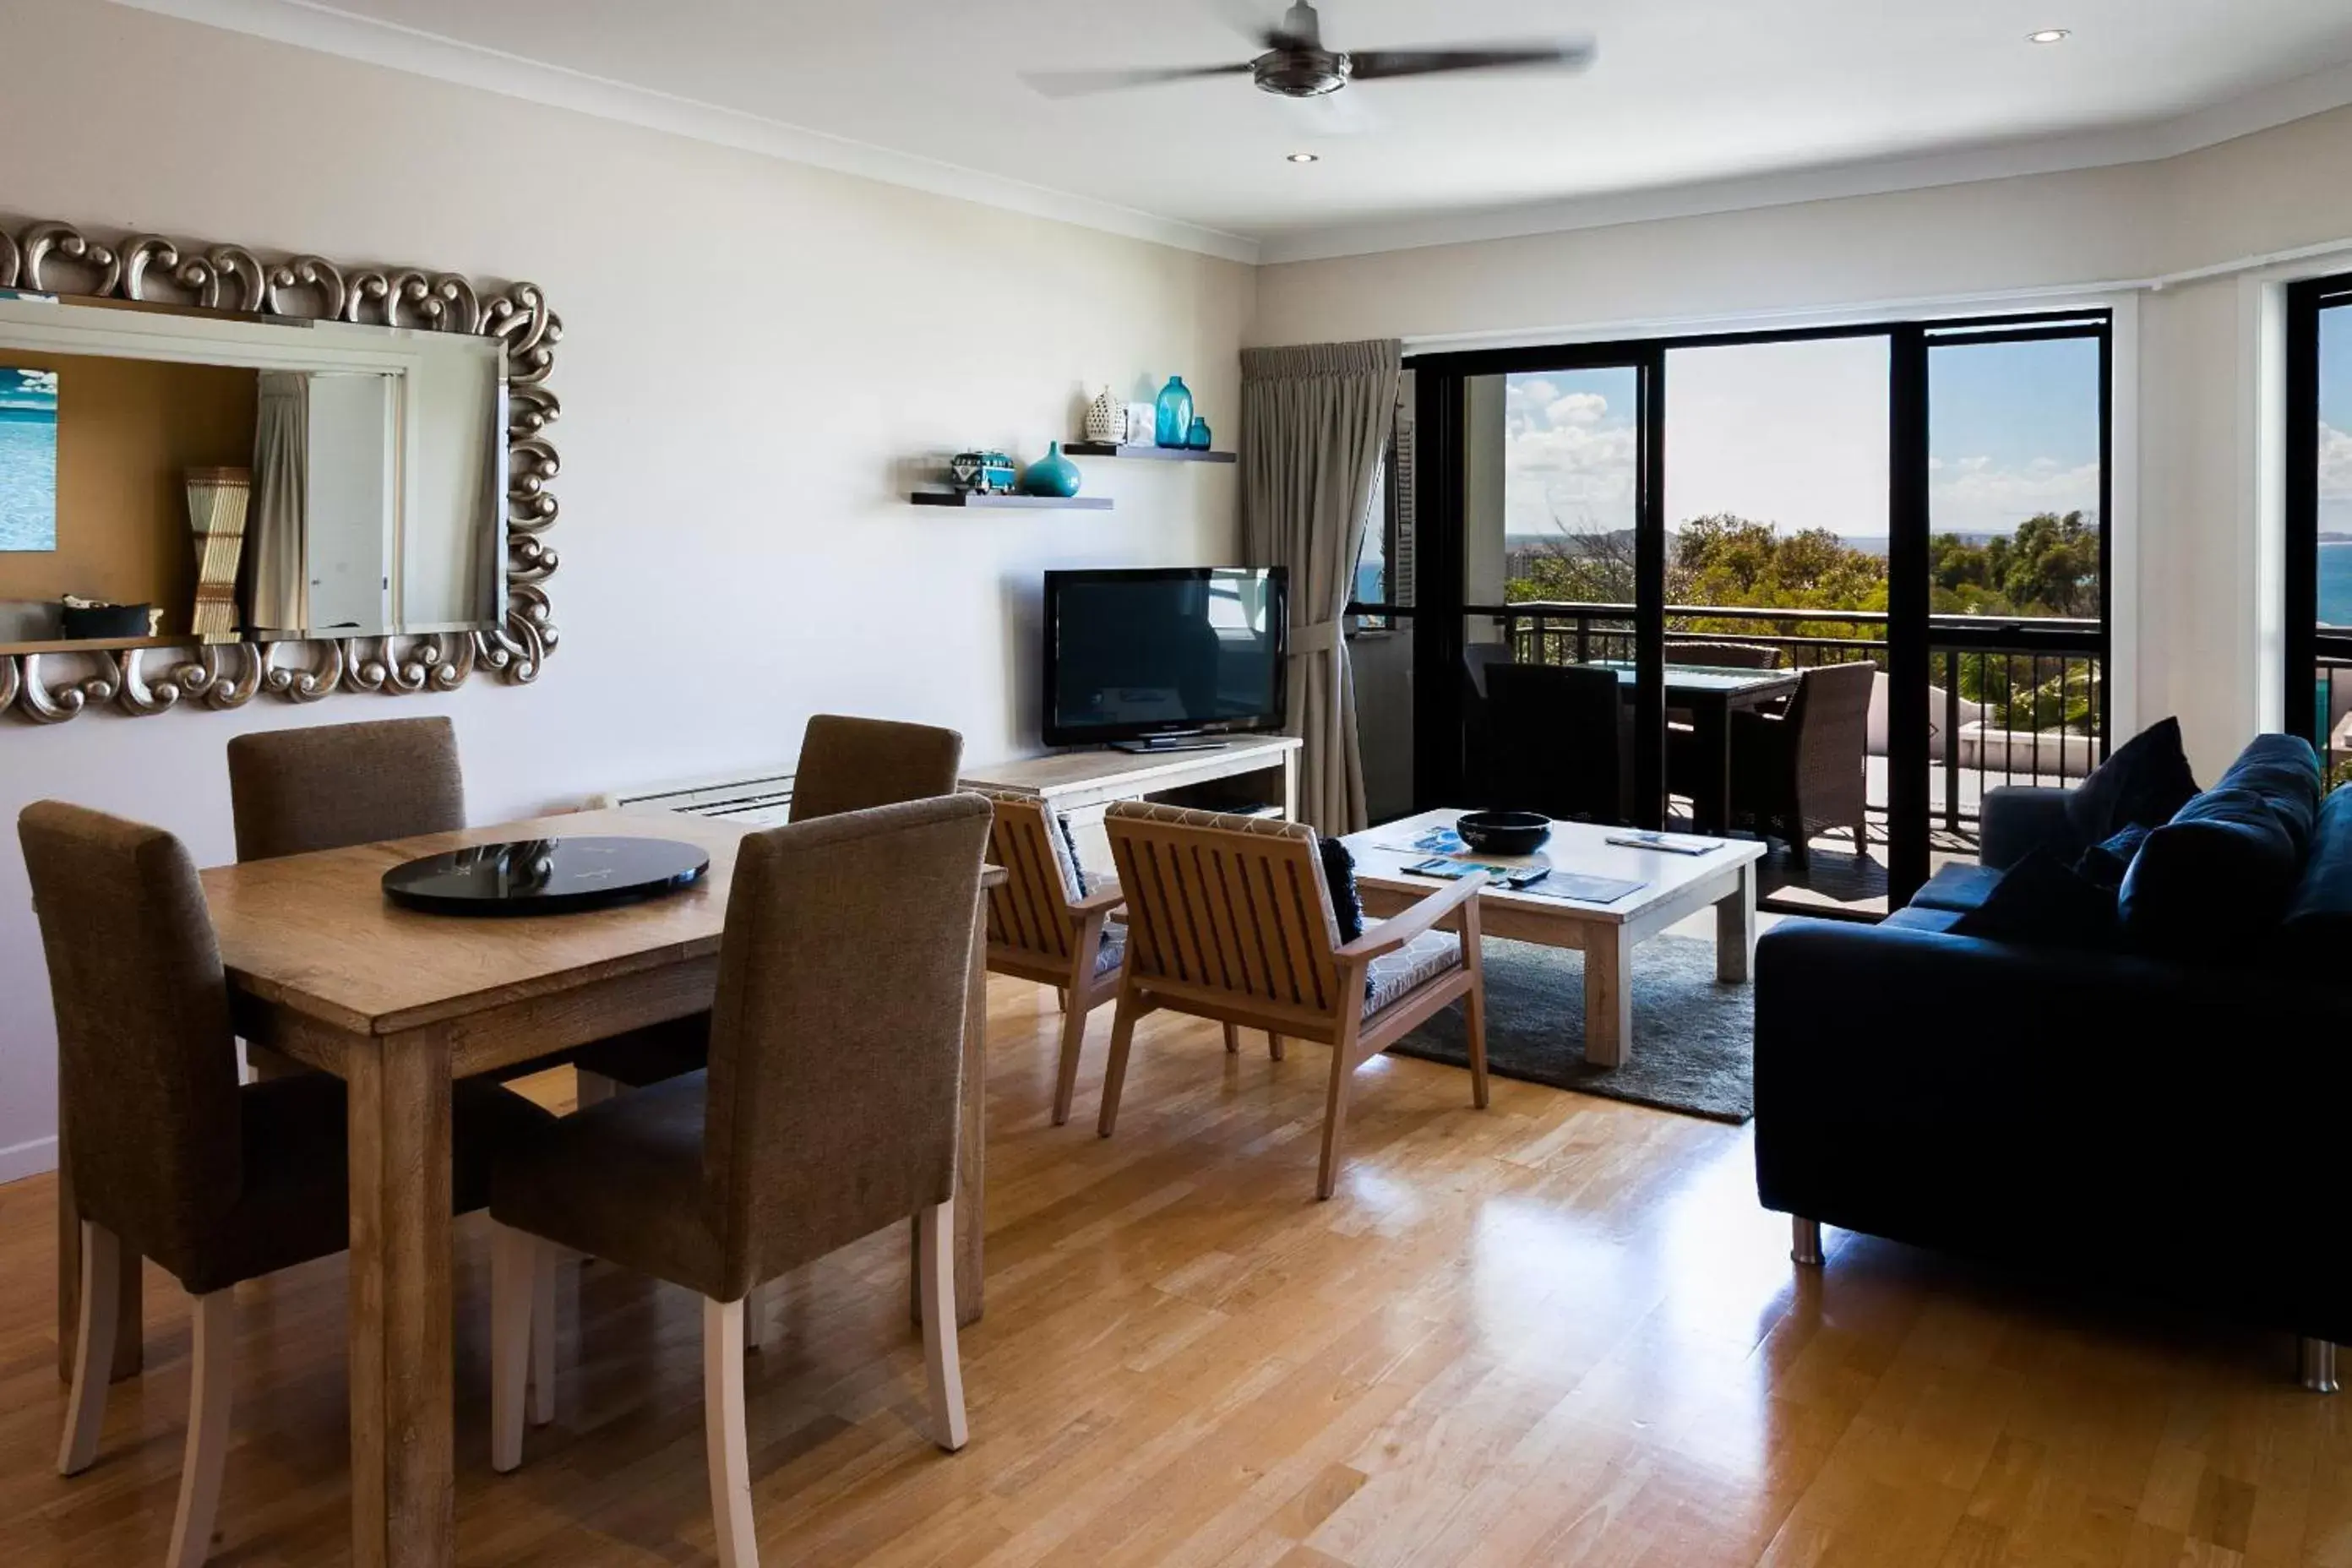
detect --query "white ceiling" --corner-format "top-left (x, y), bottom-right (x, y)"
top-left (126, 0), bottom-right (2352, 262)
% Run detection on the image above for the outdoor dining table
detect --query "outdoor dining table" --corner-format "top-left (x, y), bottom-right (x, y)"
top-left (55, 806), bottom-right (1001, 1568)
top-left (1598, 662), bottom-right (1802, 834)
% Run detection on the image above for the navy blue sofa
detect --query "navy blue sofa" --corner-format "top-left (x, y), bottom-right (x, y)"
top-left (1754, 733), bottom-right (2352, 1386)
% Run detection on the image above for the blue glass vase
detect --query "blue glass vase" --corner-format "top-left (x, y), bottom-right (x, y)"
top-left (1022, 441), bottom-right (1082, 498)
top-left (1187, 416), bottom-right (1212, 450)
top-left (1154, 376), bottom-right (1194, 449)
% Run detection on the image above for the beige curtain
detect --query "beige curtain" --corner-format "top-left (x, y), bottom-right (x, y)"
top-left (1240, 340), bottom-right (1402, 833)
top-left (242, 371), bottom-right (308, 632)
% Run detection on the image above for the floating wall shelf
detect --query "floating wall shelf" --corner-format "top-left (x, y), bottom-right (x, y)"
top-left (1063, 442), bottom-right (1238, 465)
top-left (910, 492), bottom-right (1113, 511)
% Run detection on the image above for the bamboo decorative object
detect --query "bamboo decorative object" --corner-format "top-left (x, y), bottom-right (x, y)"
top-left (185, 466), bottom-right (250, 643)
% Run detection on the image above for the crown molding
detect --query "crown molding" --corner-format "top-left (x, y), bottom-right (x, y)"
top-left (1256, 57), bottom-right (2352, 265)
top-left (102, 0), bottom-right (1264, 265)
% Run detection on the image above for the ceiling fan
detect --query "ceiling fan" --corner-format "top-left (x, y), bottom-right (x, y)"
top-left (1021, 1), bottom-right (1596, 102)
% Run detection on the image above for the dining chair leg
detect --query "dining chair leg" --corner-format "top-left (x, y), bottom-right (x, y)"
top-left (488, 1225), bottom-right (537, 1473)
top-left (57, 1219), bottom-right (122, 1476)
top-left (1050, 994), bottom-right (1092, 1127)
top-left (1316, 1048), bottom-right (1356, 1201)
top-left (748, 1281), bottom-right (782, 1356)
top-left (1222, 1021), bottom-right (1239, 1054)
top-left (1097, 994), bottom-right (1141, 1139)
top-left (917, 1197), bottom-right (970, 1451)
top-left (166, 1291), bottom-right (235, 1568)
top-left (1268, 1032), bottom-right (1285, 1062)
top-left (1462, 906), bottom-right (1490, 1110)
top-left (703, 1296), bottom-right (759, 1568)
top-left (528, 1239), bottom-right (557, 1427)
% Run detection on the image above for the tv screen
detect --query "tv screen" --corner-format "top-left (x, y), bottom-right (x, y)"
top-left (1044, 567), bottom-right (1288, 747)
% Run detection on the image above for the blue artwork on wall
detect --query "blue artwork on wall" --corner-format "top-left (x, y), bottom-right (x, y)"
top-left (0, 367), bottom-right (59, 553)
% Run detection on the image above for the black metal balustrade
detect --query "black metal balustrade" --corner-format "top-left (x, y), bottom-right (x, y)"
top-left (1487, 601), bottom-right (2106, 836)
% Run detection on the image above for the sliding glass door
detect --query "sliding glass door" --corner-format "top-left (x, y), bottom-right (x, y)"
top-left (2285, 272), bottom-right (2352, 778)
top-left (1408, 348), bottom-right (1669, 830)
top-left (1390, 308), bottom-right (2114, 917)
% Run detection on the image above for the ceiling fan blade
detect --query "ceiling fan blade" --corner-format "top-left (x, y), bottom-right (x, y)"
top-left (1020, 63), bottom-right (1255, 98)
top-left (1347, 40), bottom-right (1597, 81)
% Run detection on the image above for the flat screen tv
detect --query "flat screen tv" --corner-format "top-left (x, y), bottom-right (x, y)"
top-left (1043, 567), bottom-right (1288, 751)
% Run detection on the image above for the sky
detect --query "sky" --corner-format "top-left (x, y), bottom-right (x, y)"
top-left (1499, 333), bottom-right (2105, 543)
top-left (2322, 302), bottom-right (2351, 535)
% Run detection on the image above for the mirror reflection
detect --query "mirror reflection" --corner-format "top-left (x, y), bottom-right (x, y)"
top-left (0, 296), bottom-right (504, 651)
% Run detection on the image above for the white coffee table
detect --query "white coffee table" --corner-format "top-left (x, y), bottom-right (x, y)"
top-left (1341, 808), bottom-right (1764, 1068)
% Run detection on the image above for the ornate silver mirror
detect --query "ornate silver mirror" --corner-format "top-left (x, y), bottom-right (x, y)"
top-left (0, 216), bottom-right (560, 724)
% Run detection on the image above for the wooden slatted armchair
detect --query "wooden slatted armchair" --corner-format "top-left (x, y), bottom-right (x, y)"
top-left (974, 790), bottom-right (1132, 1124)
top-left (1097, 803), bottom-right (1491, 1200)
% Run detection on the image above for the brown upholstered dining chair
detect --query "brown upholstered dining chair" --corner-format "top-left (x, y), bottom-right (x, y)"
top-left (226, 716), bottom-right (466, 862)
top-left (1097, 803), bottom-right (1491, 1200)
top-left (974, 790), bottom-right (1129, 1124)
top-left (1724, 660), bottom-right (1876, 868)
top-left (22, 802), bottom-right (553, 1568)
top-left (227, 716), bottom-right (467, 1081)
top-left (789, 712), bottom-right (965, 822)
top-left (484, 794), bottom-right (988, 1568)
top-left (569, 712), bottom-right (966, 1097)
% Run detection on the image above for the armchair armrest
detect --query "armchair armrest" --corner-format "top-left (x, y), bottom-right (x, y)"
top-left (1333, 872), bottom-right (1488, 966)
top-left (1979, 786), bottom-right (2074, 870)
top-left (1064, 885), bottom-right (1128, 920)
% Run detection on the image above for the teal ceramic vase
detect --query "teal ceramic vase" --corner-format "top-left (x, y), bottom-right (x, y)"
top-left (1154, 376), bottom-right (1194, 448)
top-left (1023, 441), bottom-right (1082, 498)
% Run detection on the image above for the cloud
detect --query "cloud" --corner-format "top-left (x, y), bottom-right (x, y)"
top-left (1928, 453), bottom-right (2100, 532)
top-left (2321, 421), bottom-right (2352, 501)
top-left (1545, 392), bottom-right (1609, 427)
top-left (1500, 376), bottom-right (1637, 533)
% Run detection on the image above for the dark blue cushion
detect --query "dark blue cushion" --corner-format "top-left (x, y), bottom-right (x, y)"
top-left (2075, 824), bottom-right (2151, 890)
top-left (2212, 732), bottom-right (2323, 858)
top-left (2283, 785), bottom-right (2352, 958)
top-left (1951, 847), bottom-right (2120, 951)
top-left (2065, 717), bottom-right (2199, 847)
top-left (1318, 836), bottom-right (1364, 944)
top-left (2118, 786), bottom-right (2303, 956)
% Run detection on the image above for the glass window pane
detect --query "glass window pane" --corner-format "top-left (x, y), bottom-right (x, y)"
top-left (1927, 335), bottom-right (2103, 620)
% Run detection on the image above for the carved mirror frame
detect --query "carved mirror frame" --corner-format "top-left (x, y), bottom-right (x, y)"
top-left (0, 216), bottom-right (561, 725)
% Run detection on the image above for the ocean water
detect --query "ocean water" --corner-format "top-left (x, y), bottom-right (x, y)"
top-left (0, 414), bottom-right (57, 553)
top-left (2324, 542), bottom-right (2352, 629)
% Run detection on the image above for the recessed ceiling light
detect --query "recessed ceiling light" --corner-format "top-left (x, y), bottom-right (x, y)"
top-left (1286, 151), bottom-right (1320, 164)
top-left (2028, 28), bottom-right (2071, 43)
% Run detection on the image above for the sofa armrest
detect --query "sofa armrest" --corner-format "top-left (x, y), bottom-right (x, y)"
top-left (1978, 786), bottom-right (2073, 870)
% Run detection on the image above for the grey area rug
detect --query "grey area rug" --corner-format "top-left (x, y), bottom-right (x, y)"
top-left (1388, 934), bottom-right (1755, 1124)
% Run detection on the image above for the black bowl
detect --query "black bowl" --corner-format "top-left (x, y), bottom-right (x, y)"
top-left (1456, 810), bottom-right (1551, 856)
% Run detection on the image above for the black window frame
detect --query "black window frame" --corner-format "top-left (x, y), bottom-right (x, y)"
top-left (2284, 270), bottom-right (2352, 757)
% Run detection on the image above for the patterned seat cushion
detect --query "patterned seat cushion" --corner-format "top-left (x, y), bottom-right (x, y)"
top-left (1362, 924), bottom-right (1463, 1018)
top-left (1095, 920), bottom-right (1128, 976)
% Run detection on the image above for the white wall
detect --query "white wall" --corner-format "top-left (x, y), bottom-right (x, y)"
top-left (1254, 106), bottom-right (2352, 784)
top-left (0, 0), bottom-right (1251, 1178)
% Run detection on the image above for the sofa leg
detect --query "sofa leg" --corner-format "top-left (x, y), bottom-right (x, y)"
top-left (2303, 1337), bottom-right (2338, 1394)
top-left (1790, 1217), bottom-right (1825, 1268)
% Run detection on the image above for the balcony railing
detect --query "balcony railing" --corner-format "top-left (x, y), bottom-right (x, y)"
top-left (1489, 601), bottom-right (2105, 832)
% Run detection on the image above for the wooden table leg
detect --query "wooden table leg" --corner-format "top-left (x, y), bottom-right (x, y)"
top-left (915, 892), bottom-right (989, 1331)
top-left (56, 1124), bottom-right (141, 1386)
top-left (1716, 863), bottom-right (1757, 984)
top-left (1583, 924), bottom-right (1632, 1068)
top-left (347, 1028), bottom-right (455, 1568)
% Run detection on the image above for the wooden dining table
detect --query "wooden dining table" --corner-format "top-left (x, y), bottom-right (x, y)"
top-left (56, 806), bottom-right (1001, 1568)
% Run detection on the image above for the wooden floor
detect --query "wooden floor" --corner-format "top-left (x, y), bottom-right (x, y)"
top-left (3, 977), bottom-right (2345, 1566)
